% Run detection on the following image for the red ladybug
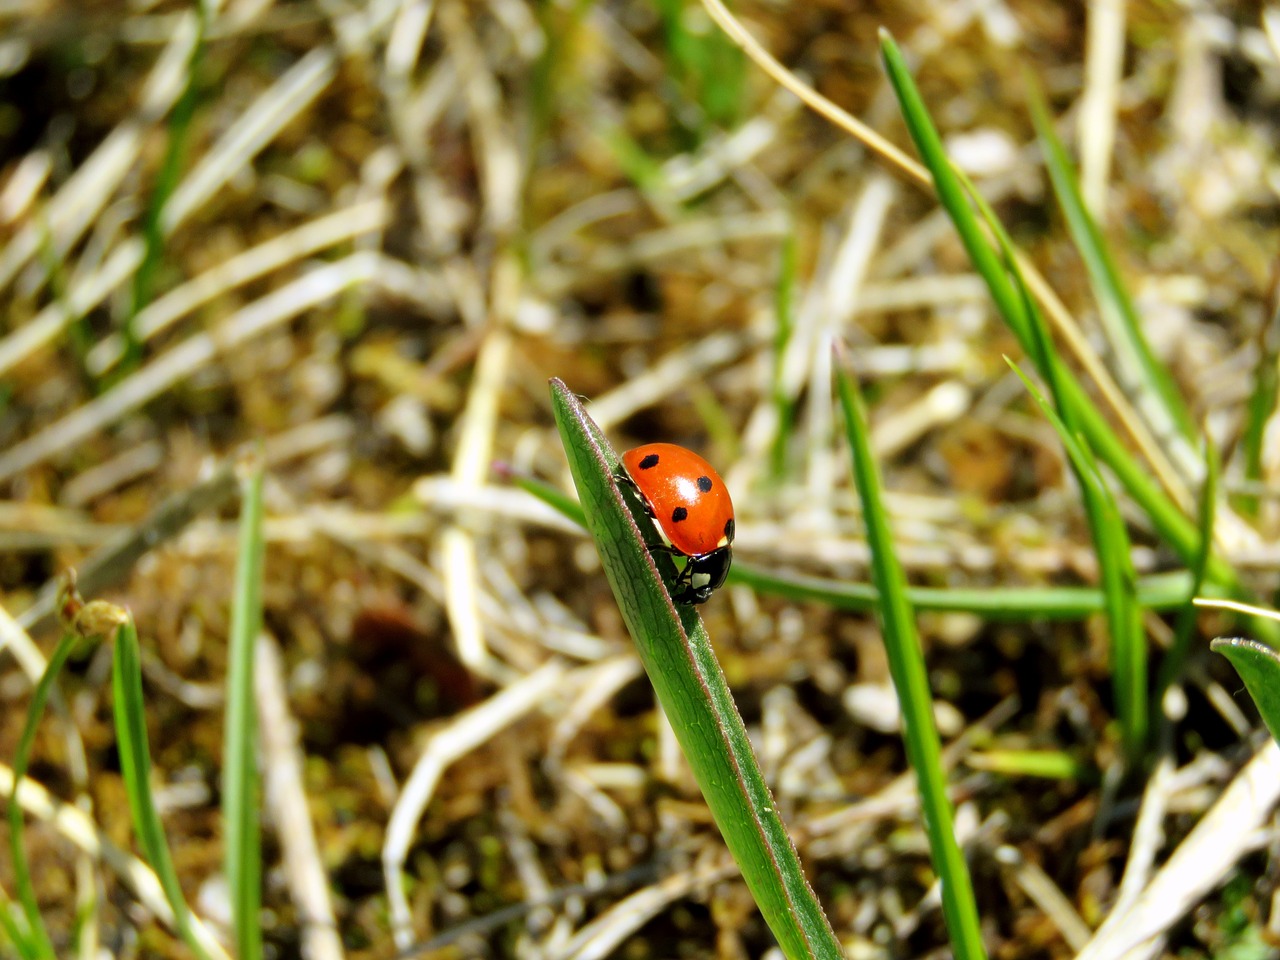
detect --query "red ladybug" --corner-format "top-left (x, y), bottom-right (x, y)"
top-left (618, 443), bottom-right (735, 604)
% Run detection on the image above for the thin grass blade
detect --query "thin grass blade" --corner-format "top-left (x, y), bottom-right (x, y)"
top-left (113, 616), bottom-right (214, 960)
top-left (0, 883), bottom-right (39, 959)
top-left (771, 228), bottom-right (798, 481)
top-left (1029, 87), bottom-right (1196, 446)
top-left (1005, 358), bottom-right (1147, 759)
top-left (653, 0), bottom-right (743, 132)
top-left (877, 31), bottom-right (1229, 597)
top-left (1237, 299), bottom-right (1280, 518)
top-left (834, 353), bottom-right (986, 960)
top-left (116, 5), bottom-right (208, 378)
top-left (8, 633), bottom-right (78, 960)
top-left (224, 459), bottom-right (265, 960)
top-left (966, 749), bottom-right (1093, 782)
top-left (1157, 440), bottom-right (1218, 712)
top-left (973, 189), bottom-right (1147, 762)
top-left (550, 378), bottom-right (842, 960)
top-left (509, 470), bottom-right (1204, 619)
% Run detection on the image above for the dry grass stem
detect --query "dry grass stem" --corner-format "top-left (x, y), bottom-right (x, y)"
top-left (1075, 741), bottom-right (1280, 960)
top-left (254, 633), bottom-right (345, 960)
top-left (0, 254), bottom-right (392, 483)
top-left (1079, 0), bottom-right (1126, 216)
top-left (0, 18), bottom-right (198, 293)
top-left (88, 199), bottom-right (390, 376)
top-left (697, 0), bottom-right (927, 184)
top-left (382, 660), bottom-right (568, 950)
top-left (557, 857), bottom-right (740, 960)
top-left (996, 846), bottom-right (1093, 951)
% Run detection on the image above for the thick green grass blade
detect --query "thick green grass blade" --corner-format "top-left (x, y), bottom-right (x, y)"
top-left (834, 355), bottom-right (987, 960)
top-left (1212, 637), bottom-right (1280, 747)
top-left (877, 32), bottom-right (1232, 596)
top-left (1029, 88), bottom-right (1196, 445)
top-left (8, 633), bottom-right (79, 960)
top-left (224, 461), bottom-right (265, 960)
top-left (112, 616), bottom-right (214, 960)
top-left (509, 470), bottom-right (1204, 618)
top-left (550, 378), bottom-right (842, 960)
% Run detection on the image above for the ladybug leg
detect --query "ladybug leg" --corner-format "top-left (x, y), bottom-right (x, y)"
top-left (614, 467), bottom-right (657, 519)
top-left (669, 563), bottom-right (698, 604)
top-left (669, 556), bottom-right (694, 598)
top-left (640, 542), bottom-right (695, 602)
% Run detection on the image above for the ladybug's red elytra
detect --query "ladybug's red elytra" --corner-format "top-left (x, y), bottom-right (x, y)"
top-left (618, 443), bottom-right (735, 605)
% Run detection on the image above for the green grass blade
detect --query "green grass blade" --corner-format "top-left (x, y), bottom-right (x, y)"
top-left (653, 0), bottom-right (743, 133)
top-left (112, 616), bottom-right (214, 960)
top-left (1005, 358), bottom-right (1147, 760)
top-left (834, 354), bottom-right (986, 960)
top-left (691, 383), bottom-right (740, 458)
top-left (505, 467), bottom-right (589, 526)
top-left (1156, 439), bottom-right (1218, 712)
top-left (1212, 637), bottom-right (1280, 747)
top-left (527, 0), bottom-right (593, 157)
top-left (877, 32), bottom-right (1230, 594)
top-left (8, 633), bottom-right (79, 960)
top-left (729, 566), bottom-right (1195, 619)
top-left (0, 883), bottom-right (39, 958)
top-left (603, 128), bottom-right (667, 197)
top-left (1237, 304), bottom-right (1280, 518)
top-left (1029, 88), bottom-right (1196, 444)
top-left (35, 227), bottom-right (91, 384)
top-left (967, 749), bottom-right (1093, 782)
top-left (973, 187), bottom-right (1147, 762)
top-left (770, 229), bottom-right (798, 481)
top-left (508, 470), bottom-right (1206, 619)
top-left (116, 4), bottom-right (208, 378)
top-left (550, 378), bottom-right (842, 960)
top-left (224, 461), bottom-right (266, 960)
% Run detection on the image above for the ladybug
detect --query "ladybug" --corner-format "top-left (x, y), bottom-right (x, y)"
top-left (618, 443), bottom-right (735, 605)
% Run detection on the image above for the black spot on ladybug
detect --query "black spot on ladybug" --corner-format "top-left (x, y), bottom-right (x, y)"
top-left (639, 454), bottom-right (660, 470)
top-left (671, 506), bottom-right (689, 523)
top-left (724, 518), bottom-right (735, 540)
top-left (696, 475), bottom-right (713, 492)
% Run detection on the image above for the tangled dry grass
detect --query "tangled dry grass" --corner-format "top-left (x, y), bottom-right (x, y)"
top-left (3, 1), bottom-right (1280, 958)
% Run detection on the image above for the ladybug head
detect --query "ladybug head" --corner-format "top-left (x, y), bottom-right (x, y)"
top-left (674, 546), bottom-right (732, 605)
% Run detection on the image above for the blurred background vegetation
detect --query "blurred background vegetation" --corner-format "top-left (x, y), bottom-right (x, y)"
top-left (2, 0), bottom-right (1280, 958)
